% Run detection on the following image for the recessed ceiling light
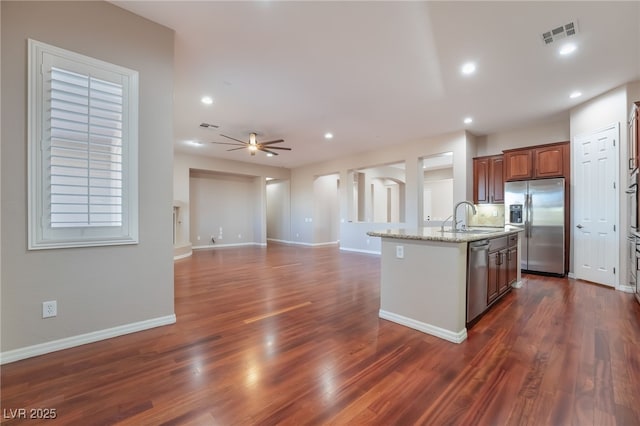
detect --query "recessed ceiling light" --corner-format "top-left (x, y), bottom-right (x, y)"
top-left (324, 132), bottom-right (334, 139)
top-left (461, 62), bottom-right (476, 75)
top-left (463, 117), bottom-right (473, 124)
top-left (201, 96), bottom-right (213, 105)
top-left (266, 153), bottom-right (274, 157)
top-left (559, 43), bottom-right (577, 56)
top-left (185, 140), bottom-right (203, 147)
top-left (569, 91), bottom-right (582, 99)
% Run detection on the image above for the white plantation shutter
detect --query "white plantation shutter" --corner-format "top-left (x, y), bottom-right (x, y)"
top-left (49, 67), bottom-right (124, 228)
top-left (29, 40), bottom-right (138, 249)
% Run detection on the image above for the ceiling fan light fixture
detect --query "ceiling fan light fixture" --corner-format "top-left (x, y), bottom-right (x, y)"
top-left (250, 133), bottom-right (257, 145)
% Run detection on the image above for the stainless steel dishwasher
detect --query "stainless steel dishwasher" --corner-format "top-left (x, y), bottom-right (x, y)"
top-left (467, 239), bottom-right (490, 324)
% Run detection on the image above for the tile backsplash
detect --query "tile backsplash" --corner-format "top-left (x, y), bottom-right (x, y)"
top-left (468, 204), bottom-right (505, 227)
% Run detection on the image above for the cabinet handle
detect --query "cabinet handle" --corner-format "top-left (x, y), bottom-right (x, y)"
top-left (630, 158), bottom-right (635, 170)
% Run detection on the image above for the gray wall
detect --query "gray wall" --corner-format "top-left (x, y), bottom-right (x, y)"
top-left (266, 180), bottom-right (291, 241)
top-left (1, 1), bottom-right (175, 352)
top-left (189, 171), bottom-right (260, 247)
top-left (174, 152), bottom-right (291, 248)
top-left (313, 174), bottom-right (340, 243)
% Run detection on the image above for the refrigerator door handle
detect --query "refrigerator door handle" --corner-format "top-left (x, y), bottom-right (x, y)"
top-left (525, 193), bottom-right (532, 238)
top-left (528, 194), bottom-right (533, 236)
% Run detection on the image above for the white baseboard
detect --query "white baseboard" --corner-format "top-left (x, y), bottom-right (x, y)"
top-left (0, 314), bottom-right (176, 365)
top-left (511, 279), bottom-right (523, 289)
top-left (339, 247), bottom-right (381, 255)
top-left (267, 238), bottom-right (339, 247)
top-left (173, 250), bottom-right (192, 260)
top-left (617, 284), bottom-right (636, 294)
top-left (567, 272), bottom-right (576, 279)
top-left (379, 310), bottom-right (467, 344)
top-left (192, 242), bottom-right (265, 250)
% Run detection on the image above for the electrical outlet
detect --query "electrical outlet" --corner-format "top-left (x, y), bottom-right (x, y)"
top-left (396, 245), bottom-right (404, 259)
top-left (238, 233), bottom-right (242, 239)
top-left (197, 235), bottom-right (201, 241)
top-left (42, 300), bottom-right (57, 318)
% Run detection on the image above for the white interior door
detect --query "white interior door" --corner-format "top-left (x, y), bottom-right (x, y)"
top-left (573, 124), bottom-right (619, 286)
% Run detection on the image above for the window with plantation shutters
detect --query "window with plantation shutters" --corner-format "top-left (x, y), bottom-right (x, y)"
top-left (29, 40), bottom-right (139, 249)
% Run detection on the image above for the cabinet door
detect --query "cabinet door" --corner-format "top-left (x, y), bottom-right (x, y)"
top-left (534, 145), bottom-right (564, 178)
top-left (487, 251), bottom-right (499, 303)
top-left (473, 157), bottom-right (489, 204)
top-left (497, 249), bottom-right (509, 294)
top-left (504, 150), bottom-right (533, 181)
top-left (507, 246), bottom-right (518, 286)
top-left (490, 156), bottom-right (504, 203)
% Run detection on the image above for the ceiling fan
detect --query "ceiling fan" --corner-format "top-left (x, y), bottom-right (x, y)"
top-left (211, 132), bottom-right (292, 156)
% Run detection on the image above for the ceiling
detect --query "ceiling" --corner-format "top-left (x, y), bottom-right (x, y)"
top-left (112, 1), bottom-right (640, 169)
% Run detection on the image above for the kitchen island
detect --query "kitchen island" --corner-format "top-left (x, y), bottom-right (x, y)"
top-left (366, 227), bottom-right (521, 344)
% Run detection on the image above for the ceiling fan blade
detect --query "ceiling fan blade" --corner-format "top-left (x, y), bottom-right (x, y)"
top-left (260, 139), bottom-right (285, 145)
top-left (262, 146), bottom-right (291, 151)
top-left (227, 147), bottom-right (247, 152)
top-left (211, 141), bottom-right (246, 146)
top-left (220, 134), bottom-right (248, 144)
top-left (259, 147), bottom-right (279, 156)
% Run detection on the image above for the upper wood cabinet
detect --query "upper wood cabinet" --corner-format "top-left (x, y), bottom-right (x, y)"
top-left (503, 150), bottom-right (532, 180)
top-left (504, 142), bottom-right (569, 181)
top-left (473, 155), bottom-right (504, 204)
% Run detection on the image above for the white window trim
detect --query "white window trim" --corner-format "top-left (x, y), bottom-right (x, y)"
top-left (28, 39), bottom-right (139, 250)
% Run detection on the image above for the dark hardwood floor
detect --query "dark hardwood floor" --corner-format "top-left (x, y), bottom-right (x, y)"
top-left (2, 244), bottom-right (640, 425)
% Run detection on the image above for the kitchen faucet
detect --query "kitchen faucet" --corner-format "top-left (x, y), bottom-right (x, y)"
top-left (452, 201), bottom-right (477, 231)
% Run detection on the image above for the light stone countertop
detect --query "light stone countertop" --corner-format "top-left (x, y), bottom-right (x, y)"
top-left (366, 225), bottom-right (523, 243)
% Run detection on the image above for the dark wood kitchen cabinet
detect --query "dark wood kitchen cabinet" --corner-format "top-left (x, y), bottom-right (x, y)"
top-left (487, 236), bottom-right (510, 305)
top-left (504, 142), bottom-right (569, 181)
top-left (473, 155), bottom-right (504, 204)
top-left (507, 234), bottom-right (518, 287)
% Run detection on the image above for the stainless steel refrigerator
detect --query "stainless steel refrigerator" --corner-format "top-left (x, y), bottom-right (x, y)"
top-left (505, 178), bottom-right (565, 276)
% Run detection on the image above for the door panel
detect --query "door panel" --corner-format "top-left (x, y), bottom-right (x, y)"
top-left (573, 125), bottom-right (618, 286)
top-left (487, 251), bottom-right (499, 303)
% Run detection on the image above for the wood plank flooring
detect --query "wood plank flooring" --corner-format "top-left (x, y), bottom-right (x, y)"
top-left (2, 243), bottom-right (640, 425)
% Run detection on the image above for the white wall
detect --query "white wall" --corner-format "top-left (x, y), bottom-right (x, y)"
top-left (1, 1), bottom-right (175, 355)
top-left (476, 117), bottom-right (570, 157)
top-left (424, 171), bottom-right (453, 222)
top-left (291, 130), bottom-right (475, 252)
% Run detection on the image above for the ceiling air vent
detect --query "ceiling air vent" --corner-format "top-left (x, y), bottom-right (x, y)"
top-left (541, 21), bottom-right (578, 45)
